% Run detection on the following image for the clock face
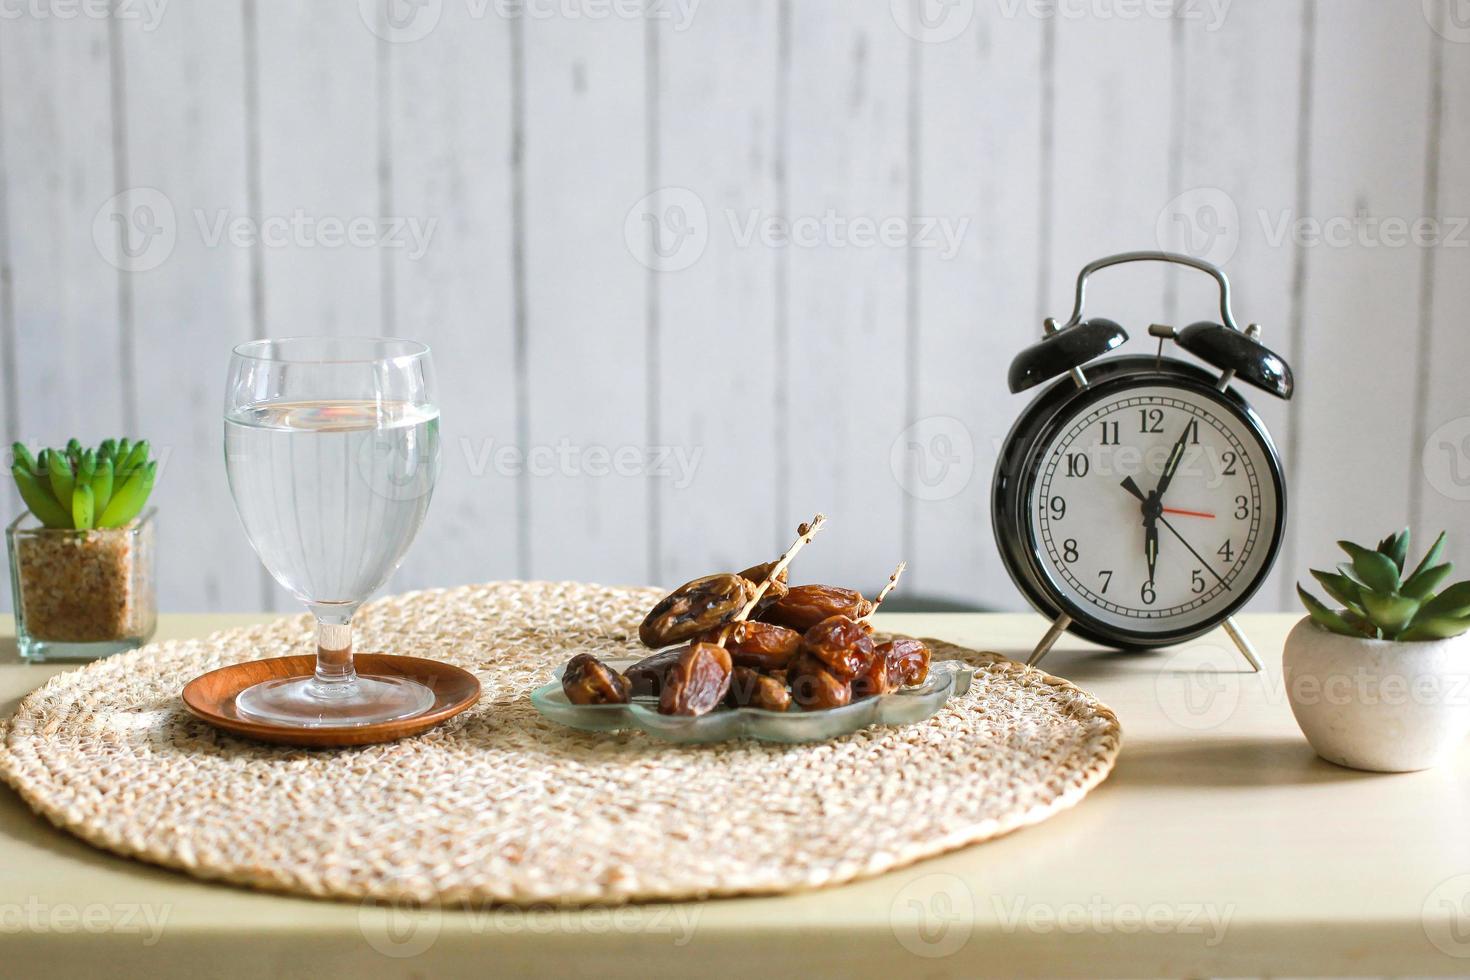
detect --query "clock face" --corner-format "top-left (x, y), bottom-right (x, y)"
top-left (1026, 383), bottom-right (1281, 636)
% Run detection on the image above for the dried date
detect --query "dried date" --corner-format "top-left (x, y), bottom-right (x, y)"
top-left (623, 646), bottom-right (688, 697)
top-left (879, 637), bottom-right (931, 687)
top-left (639, 573), bottom-right (756, 648)
top-left (800, 614), bottom-right (876, 681)
top-left (759, 584), bottom-right (874, 632)
top-left (659, 642), bottom-right (734, 716)
top-left (738, 560), bottom-right (790, 602)
top-left (695, 620), bottom-right (802, 672)
top-left (787, 653), bottom-right (852, 711)
top-left (727, 665), bottom-right (792, 712)
top-left (561, 653), bottom-right (632, 705)
top-left (851, 652), bottom-right (893, 699)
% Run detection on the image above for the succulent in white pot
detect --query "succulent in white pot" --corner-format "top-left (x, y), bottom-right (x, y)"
top-left (1287, 529), bottom-right (1470, 773)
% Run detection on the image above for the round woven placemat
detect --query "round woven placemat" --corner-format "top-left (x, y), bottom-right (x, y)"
top-left (0, 581), bottom-right (1121, 905)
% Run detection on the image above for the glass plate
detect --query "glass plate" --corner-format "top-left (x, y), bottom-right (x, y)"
top-left (529, 655), bottom-right (975, 744)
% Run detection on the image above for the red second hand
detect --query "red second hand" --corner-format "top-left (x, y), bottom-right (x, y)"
top-left (1162, 507), bottom-right (1215, 519)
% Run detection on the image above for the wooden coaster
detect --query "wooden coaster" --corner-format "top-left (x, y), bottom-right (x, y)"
top-left (181, 654), bottom-right (480, 747)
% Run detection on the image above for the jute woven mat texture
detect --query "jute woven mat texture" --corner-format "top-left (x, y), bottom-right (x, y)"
top-left (0, 581), bottom-right (1121, 905)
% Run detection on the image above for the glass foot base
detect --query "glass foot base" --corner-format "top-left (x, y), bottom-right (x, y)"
top-left (234, 674), bottom-right (436, 728)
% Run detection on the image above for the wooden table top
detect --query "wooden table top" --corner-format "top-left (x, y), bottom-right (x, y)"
top-left (2, 611), bottom-right (1467, 978)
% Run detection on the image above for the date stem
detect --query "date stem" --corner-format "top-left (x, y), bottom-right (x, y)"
top-left (860, 561), bottom-right (907, 623)
top-left (727, 513), bottom-right (828, 633)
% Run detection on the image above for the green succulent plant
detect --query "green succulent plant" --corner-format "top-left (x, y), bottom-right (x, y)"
top-left (9, 438), bottom-right (157, 531)
top-left (1297, 529), bottom-right (1470, 641)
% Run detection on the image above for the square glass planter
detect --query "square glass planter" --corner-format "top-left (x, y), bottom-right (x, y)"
top-left (6, 509), bottom-right (157, 662)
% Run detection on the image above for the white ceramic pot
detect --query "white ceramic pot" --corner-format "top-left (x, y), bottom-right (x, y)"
top-left (1282, 617), bottom-right (1470, 773)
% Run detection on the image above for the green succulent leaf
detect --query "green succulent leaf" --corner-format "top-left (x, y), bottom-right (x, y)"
top-left (98, 460), bottom-right (156, 528)
top-left (12, 464), bottom-right (71, 528)
top-left (46, 449), bottom-right (75, 509)
top-left (71, 483), bottom-right (94, 531)
top-left (10, 442), bottom-right (39, 476)
top-left (1414, 581), bottom-right (1470, 623)
top-left (1360, 591), bottom-right (1420, 638)
top-left (90, 457), bottom-right (114, 513)
top-left (1409, 531), bottom-right (1448, 582)
top-left (1402, 616), bottom-right (1470, 641)
top-left (1402, 562), bottom-right (1453, 601)
top-left (1339, 541), bottom-right (1401, 594)
top-left (1377, 529), bottom-right (1411, 573)
top-left (1298, 585), bottom-right (1367, 637)
top-left (1310, 568), bottom-right (1365, 612)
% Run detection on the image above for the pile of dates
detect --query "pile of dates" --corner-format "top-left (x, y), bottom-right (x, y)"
top-left (561, 561), bottom-right (930, 717)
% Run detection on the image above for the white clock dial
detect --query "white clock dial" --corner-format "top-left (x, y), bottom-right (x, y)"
top-left (1028, 384), bottom-right (1280, 634)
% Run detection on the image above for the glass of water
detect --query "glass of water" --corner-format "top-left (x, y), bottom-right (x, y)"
top-left (224, 337), bottom-right (441, 727)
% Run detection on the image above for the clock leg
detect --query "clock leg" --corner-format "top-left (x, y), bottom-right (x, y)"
top-left (1027, 612), bottom-right (1072, 668)
top-left (1222, 616), bottom-right (1264, 673)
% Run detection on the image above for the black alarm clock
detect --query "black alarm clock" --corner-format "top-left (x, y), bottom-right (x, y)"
top-left (992, 251), bottom-right (1294, 671)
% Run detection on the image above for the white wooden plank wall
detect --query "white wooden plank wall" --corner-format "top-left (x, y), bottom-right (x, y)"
top-left (1, 0), bottom-right (1466, 617)
top-left (1416, 0), bottom-right (1470, 560)
top-left (1294, 1), bottom-right (1436, 580)
top-left (382, 2), bottom-right (520, 602)
top-left (118, 0), bottom-right (260, 609)
top-left (654, 0), bottom-right (782, 580)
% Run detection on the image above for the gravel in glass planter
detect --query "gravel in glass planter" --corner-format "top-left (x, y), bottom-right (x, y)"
top-left (6, 509), bottom-right (156, 662)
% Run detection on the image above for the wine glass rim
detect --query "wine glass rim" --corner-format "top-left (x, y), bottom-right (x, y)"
top-left (231, 336), bottom-right (431, 365)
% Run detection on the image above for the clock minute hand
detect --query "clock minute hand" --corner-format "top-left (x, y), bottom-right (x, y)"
top-left (1153, 423), bottom-right (1194, 500)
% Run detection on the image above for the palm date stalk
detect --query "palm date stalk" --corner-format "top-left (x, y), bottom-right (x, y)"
top-left (859, 561), bottom-right (907, 623)
top-left (727, 513), bottom-right (827, 629)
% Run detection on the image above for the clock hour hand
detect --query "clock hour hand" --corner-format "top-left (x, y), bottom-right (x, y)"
top-left (1120, 476), bottom-right (1160, 584)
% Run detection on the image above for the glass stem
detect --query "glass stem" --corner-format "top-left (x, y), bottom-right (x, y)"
top-left (312, 612), bottom-right (358, 696)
